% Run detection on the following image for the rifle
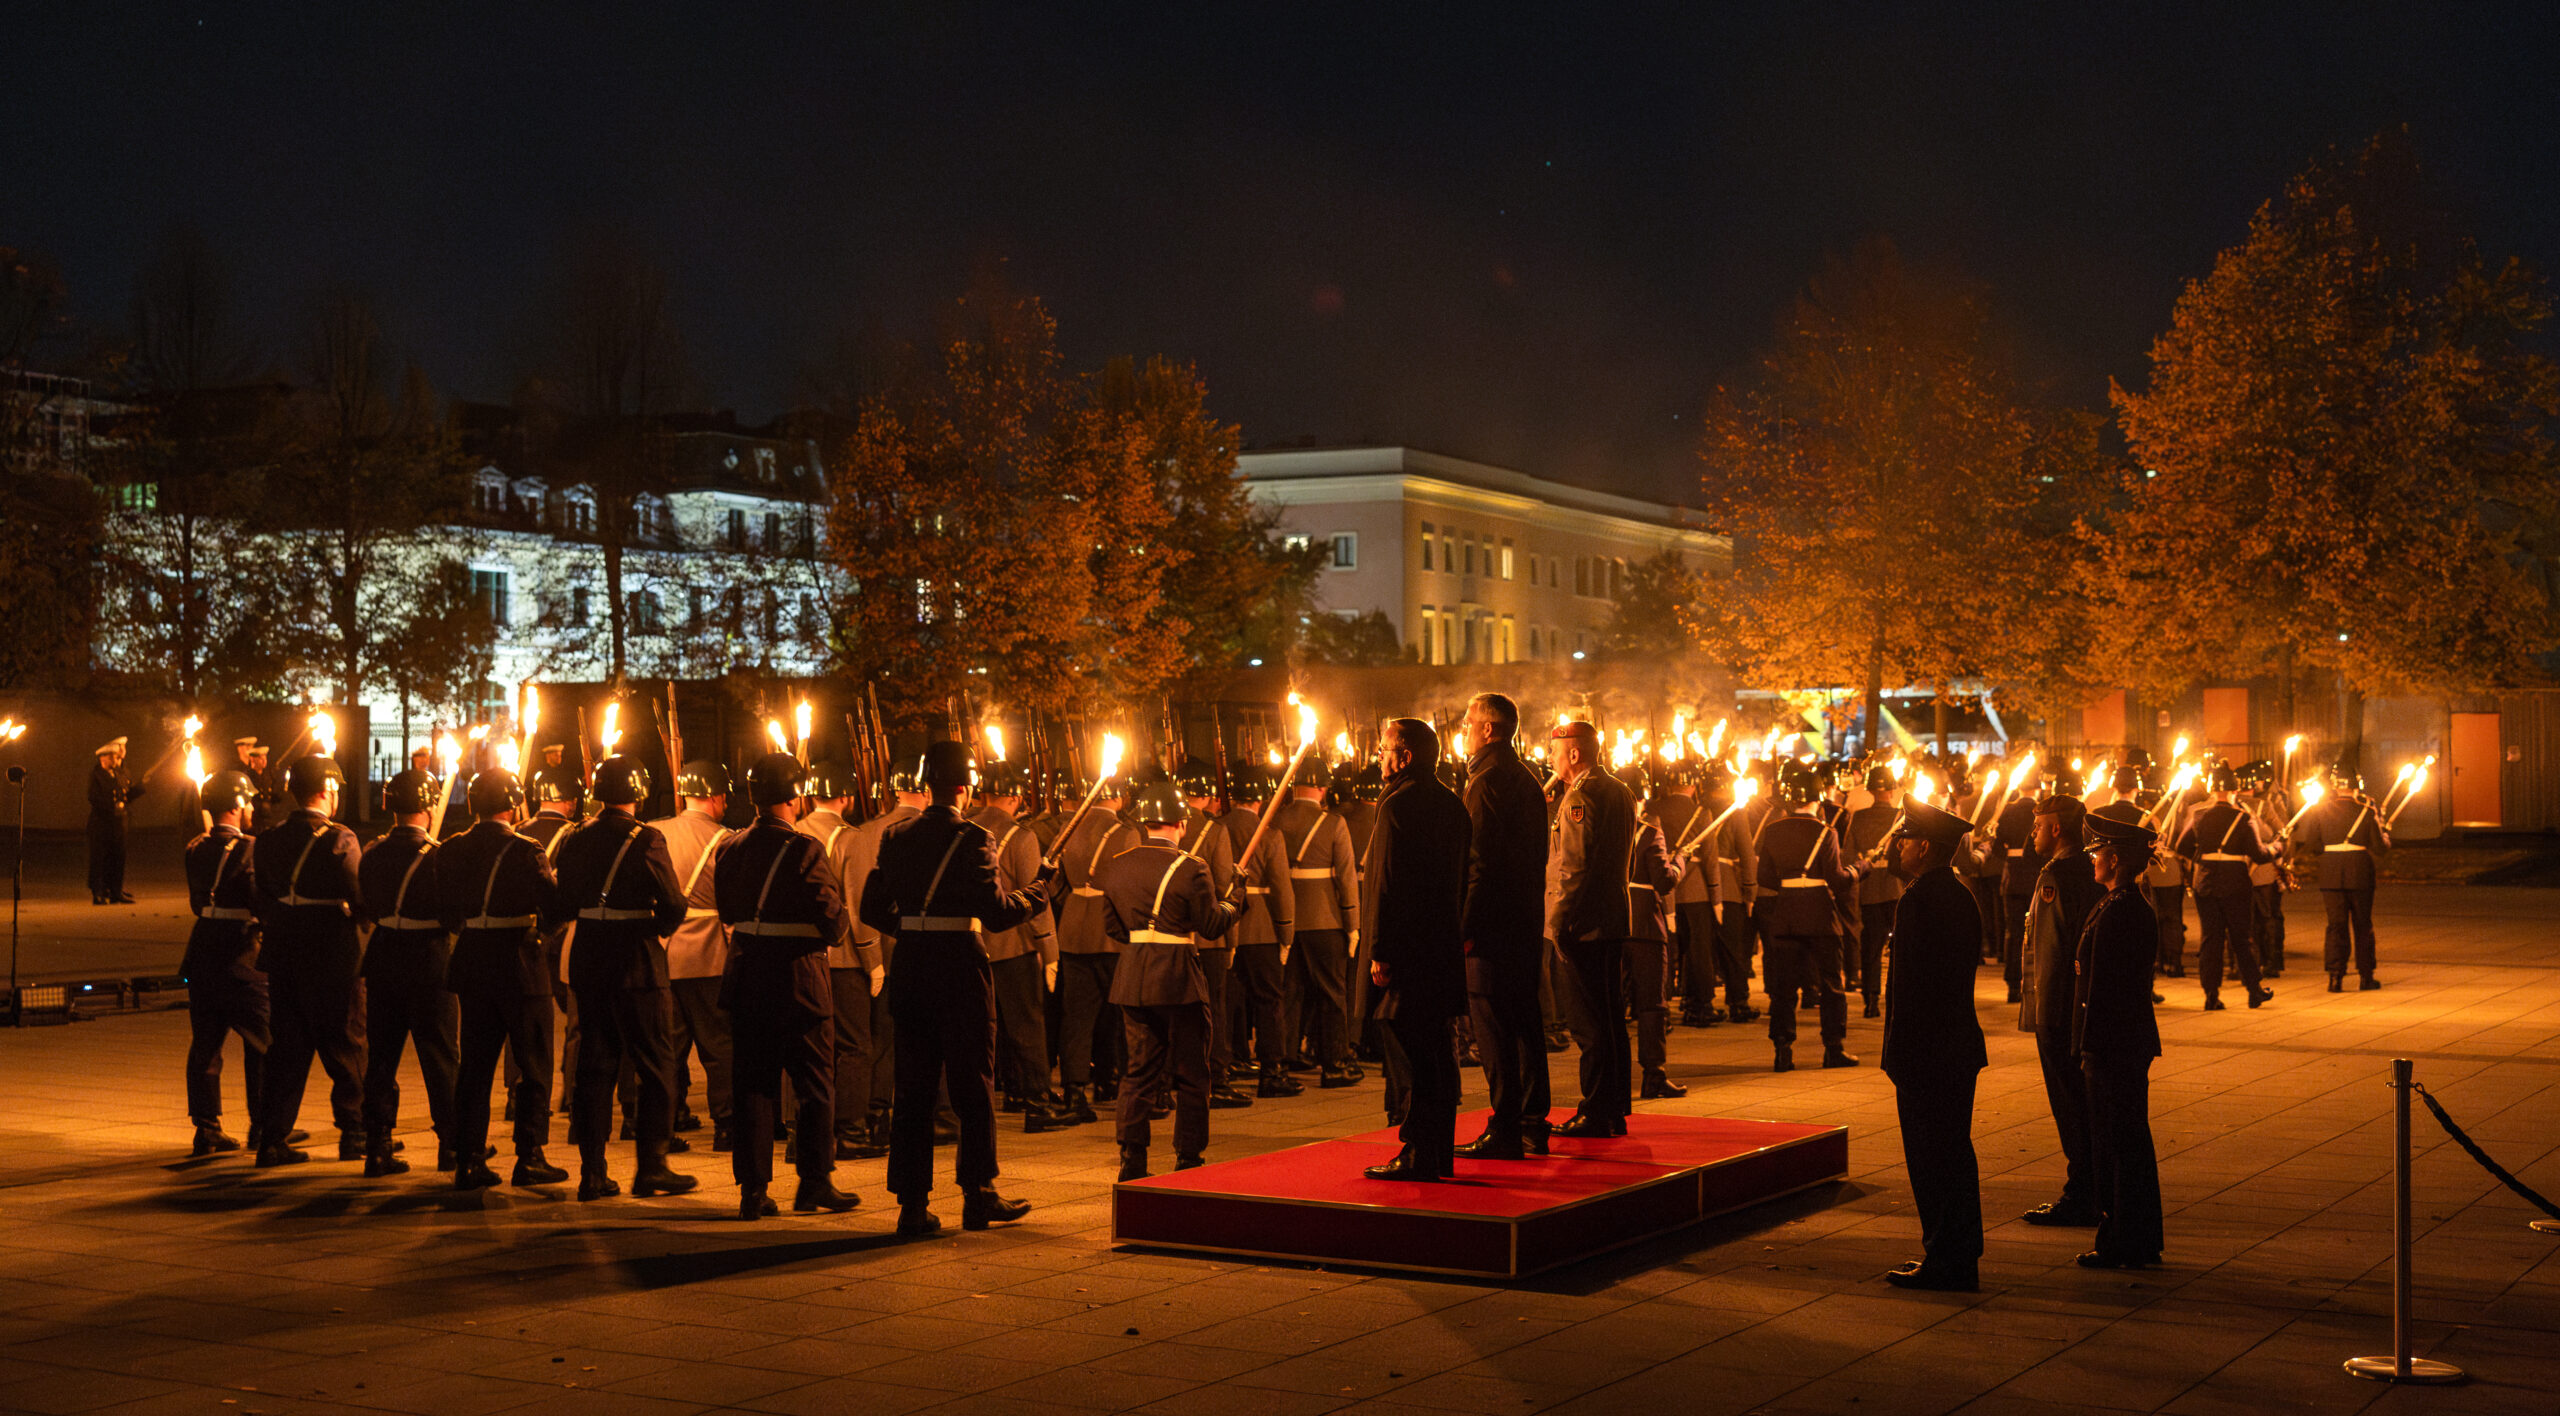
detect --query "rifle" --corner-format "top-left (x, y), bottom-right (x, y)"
top-left (665, 680), bottom-right (685, 770)
top-left (844, 711), bottom-right (874, 824)
top-left (1211, 703), bottom-right (1232, 812)
top-left (576, 705), bottom-right (594, 794)
top-left (866, 681), bottom-right (895, 796)
top-left (1162, 695), bottom-right (1183, 771)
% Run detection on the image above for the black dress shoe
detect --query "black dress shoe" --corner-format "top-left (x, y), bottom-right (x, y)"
top-left (673, 1109), bottom-right (702, 1132)
top-left (1093, 1080), bottom-right (1120, 1104)
top-left (1552, 1112), bottom-right (1622, 1139)
top-left (712, 1126), bottom-right (735, 1152)
top-left (1319, 1065), bottom-right (1363, 1088)
top-left (1118, 1148), bottom-right (1150, 1182)
top-left (631, 1165), bottom-right (698, 1197)
top-left (255, 1144), bottom-right (309, 1168)
top-left (739, 1190), bottom-right (778, 1220)
top-left (577, 1172), bottom-right (620, 1201)
top-left (1207, 1084), bottom-right (1254, 1110)
top-left (1883, 1261), bottom-right (1978, 1291)
top-left (1862, 1000), bottom-right (1881, 1018)
top-left (661, 1134), bottom-right (692, 1155)
top-left (1822, 1048), bottom-right (1860, 1069)
top-left (1256, 1072), bottom-right (1304, 1098)
top-left (364, 1151), bottom-right (411, 1178)
top-left (191, 1124), bottom-right (241, 1157)
top-left (962, 1188), bottom-right (1031, 1230)
top-left (1061, 1086), bottom-right (1101, 1121)
top-left (453, 1162), bottom-right (501, 1190)
top-left (1174, 1153), bottom-right (1204, 1171)
top-left (999, 1092), bottom-right (1027, 1114)
top-left (2327, 973), bottom-right (2344, 993)
top-left (1728, 1006), bottom-right (1760, 1023)
top-left (2005, 984), bottom-right (2022, 1004)
top-left (896, 1203), bottom-right (942, 1237)
top-left (1521, 1119), bottom-right (1551, 1156)
top-left (1640, 1073), bottom-right (1688, 1100)
top-left (437, 1143), bottom-right (496, 1172)
top-left (2358, 975), bottom-right (2381, 991)
top-left (512, 1155), bottom-right (569, 1187)
top-left (1363, 1145), bottom-right (1435, 1182)
top-left (2247, 986), bottom-right (2273, 1009)
top-left (1023, 1105), bottom-right (1077, 1135)
top-left (112, 893), bottom-right (137, 904)
top-left (2076, 1250), bottom-right (2158, 1269)
top-left (2203, 995), bottom-right (2227, 1011)
top-left (1773, 1046), bottom-right (1795, 1073)
top-left (2020, 1201), bottom-right (2100, 1227)
top-left (793, 1179), bottom-right (860, 1212)
top-left (1453, 1129), bottom-right (1526, 1161)
top-left (836, 1134), bottom-right (890, 1160)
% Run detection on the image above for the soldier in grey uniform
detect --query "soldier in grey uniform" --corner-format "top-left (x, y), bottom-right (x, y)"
top-left (1703, 764), bottom-right (1762, 1021)
top-left (971, 759), bottom-right (1072, 1131)
top-left (650, 763), bottom-right (738, 1148)
top-left (1100, 777), bottom-right (1244, 1179)
top-left (181, 771), bottom-right (270, 1156)
top-left (1215, 762), bottom-right (1299, 1097)
top-left (250, 755), bottom-right (368, 1166)
top-left (1052, 778), bottom-right (1140, 1115)
top-left (2173, 763), bottom-right (2276, 1010)
top-left (1989, 775), bottom-right (2044, 1004)
top-left (2292, 762), bottom-right (2391, 992)
top-left (1173, 765), bottom-right (1253, 1111)
top-left (1618, 761), bottom-right (1688, 1099)
top-left (1845, 764), bottom-right (1907, 1018)
top-left (1545, 720), bottom-right (1641, 1135)
top-left (1752, 760), bottom-right (1860, 1073)
top-left (799, 762), bottom-right (890, 1158)
top-left (1645, 761), bottom-right (1720, 1029)
top-left (1266, 772), bottom-right (1363, 1087)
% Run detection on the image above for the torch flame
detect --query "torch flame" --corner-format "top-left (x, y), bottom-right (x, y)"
top-left (1706, 719), bottom-right (1726, 758)
top-left (1097, 733), bottom-right (1126, 782)
top-left (185, 742), bottom-right (207, 789)
top-left (1887, 757), bottom-right (1906, 781)
top-left (437, 732), bottom-right (461, 778)
top-left (519, 684), bottom-right (540, 749)
top-left (2284, 733), bottom-right (2304, 754)
top-left (2299, 779), bottom-right (2326, 806)
top-left (2171, 734), bottom-right (2190, 762)
top-left (1912, 773), bottom-right (1935, 803)
top-left (2393, 763), bottom-right (2414, 783)
top-left (1266, 746), bottom-right (1283, 767)
top-left (1736, 776), bottom-right (1759, 801)
top-left (496, 740), bottom-right (521, 775)
top-left (309, 710), bottom-right (337, 758)
top-left (599, 704), bottom-right (622, 758)
top-left (1333, 731), bottom-right (1353, 762)
top-left (795, 699), bottom-right (813, 752)
top-left (1287, 691), bottom-right (1318, 750)
top-left (0, 718), bottom-right (20, 742)
top-left (985, 723), bottom-right (1007, 762)
top-left (468, 724), bottom-right (489, 741)
top-left (182, 714), bottom-right (202, 741)
top-left (765, 719), bottom-right (790, 754)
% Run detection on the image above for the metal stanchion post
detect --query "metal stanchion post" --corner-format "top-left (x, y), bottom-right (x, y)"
top-left (2345, 1058), bottom-right (2463, 1384)
top-left (8, 765), bottom-right (23, 1027)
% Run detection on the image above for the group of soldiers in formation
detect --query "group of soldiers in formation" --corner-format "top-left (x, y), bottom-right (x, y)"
top-left (166, 696), bottom-right (2397, 1267)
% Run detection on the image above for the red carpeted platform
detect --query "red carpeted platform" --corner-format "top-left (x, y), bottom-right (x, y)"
top-left (1112, 1110), bottom-right (1847, 1278)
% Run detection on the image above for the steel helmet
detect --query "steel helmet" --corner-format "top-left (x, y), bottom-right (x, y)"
top-left (674, 760), bottom-right (732, 799)
top-left (2234, 758), bottom-right (2275, 791)
top-left (977, 758), bottom-right (1030, 797)
top-left (285, 754), bottom-right (344, 800)
top-left (746, 752), bottom-right (807, 807)
top-left (592, 755), bottom-right (651, 806)
top-left (467, 769), bottom-right (524, 816)
top-left (202, 769), bottom-right (262, 817)
top-left (1776, 761), bottom-right (1825, 807)
top-left (383, 769), bottom-right (438, 815)
top-left (917, 740), bottom-right (974, 790)
top-left (1351, 761), bottom-right (1384, 804)
top-left (1864, 763), bottom-right (1897, 792)
top-left (1128, 777), bottom-right (1188, 828)
top-left (803, 759), bottom-right (856, 801)
top-left (2207, 762), bottom-right (2239, 793)
top-left (1173, 762), bottom-right (1218, 800)
top-left (532, 763), bottom-right (582, 805)
top-left (1228, 761), bottom-right (1274, 804)
top-left (2048, 765), bottom-right (2085, 799)
top-left (888, 763), bottom-right (924, 794)
top-left (2325, 760), bottom-right (2363, 793)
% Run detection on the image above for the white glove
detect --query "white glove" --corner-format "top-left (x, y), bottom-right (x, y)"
top-left (1347, 930), bottom-right (1361, 958)
top-left (867, 965), bottom-right (886, 997)
top-left (1044, 961), bottom-right (1058, 992)
top-left (1280, 945), bottom-right (1292, 967)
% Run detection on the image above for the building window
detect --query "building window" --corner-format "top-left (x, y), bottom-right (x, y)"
top-left (1574, 557), bottom-right (1588, 596)
top-left (725, 508), bottom-right (747, 550)
top-left (1500, 615), bottom-right (1515, 663)
top-left (688, 588), bottom-right (709, 634)
top-left (1501, 540), bottom-right (1514, 580)
top-left (764, 511), bottom-right (783, 550)
top-left (1329, 533), bottom-right (1357, 570)
top-left (1528, 626), bottom-right (1541, 659)
top-left (470, 569), bottom-right (510, 629)
top-left (632, 590), bottom-right (662, 633)
top-left (1419, 523), bottom-right (1434, 571)
top-left (1418, 609), bottom-right (1434, 664)
top-left (569, 586), bottom-right (590, 628)
top-left (1462, 538), bottom-right (1476, 576)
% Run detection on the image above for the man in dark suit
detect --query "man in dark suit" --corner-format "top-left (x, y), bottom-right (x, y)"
top-left (2076, 811), bottom-right (2167, 1269)
top-left (1545, 720), bottom-right (1639, 1136)
top-left (1362, 718), bottom-right (1473, 1181)
top-left (1455, 693), bottom-right (1551, 1160)
top-left (1879, 798), bottom-right (1988, 1291)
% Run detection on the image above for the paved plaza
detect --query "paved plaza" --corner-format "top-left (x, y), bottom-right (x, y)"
top-left (0, 881), bottom-right (2554, 1416)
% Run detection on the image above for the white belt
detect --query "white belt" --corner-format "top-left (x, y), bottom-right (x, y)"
top-left (578, 906), bottom-right (660, 921)
top-left (378, 915), bottom-right (443, 931)
top-left (900, 916), bottom-right (982, 932)
top-left (281, 895), bottom-right (351, 915)
top-left (1627, 883), bottom-right (1658, 892)
top-left (200, 906), bottom-right (253, 921)
top-left (1072, 886), bottom-right (1105, 898)
top-left (1130, 929), bottom-right (1189, 945)
top-left (464, 914), bottom-right (536, 930)
top-left (1244, 885), bottom-right (1271, 894)
top-left (732, 921), bottom-right (821, 937)
top-left (2324, 844), bottom-right (2368, 853)
top-left (684, 907), bottom-right (720, 919)
top-left (1778, 879), bottom-right (1828, 890)
top-left (1288, 867), bottom-right (1333, 880)
top-left (2202, 852), bottom-right (2246, 862)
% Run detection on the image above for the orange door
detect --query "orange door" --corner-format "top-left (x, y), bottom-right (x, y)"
top-left (2448, 713), bottom-right (2502, 826)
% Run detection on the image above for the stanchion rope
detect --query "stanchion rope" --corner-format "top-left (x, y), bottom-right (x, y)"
top-left (2407, 1081), bottom-right (2560, 1222)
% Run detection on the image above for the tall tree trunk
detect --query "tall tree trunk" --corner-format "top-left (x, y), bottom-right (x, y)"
top-left (1933, 695), bottom-right (1950, 757)
top-left (2340, 680), bottom-right (2366, 774)
top-left (2278, 640), bottom-right (2297, 744)
top-left (604, 533), bottom-right (627, 681)
top-left (1860, 605), bottom-right (1887, 756)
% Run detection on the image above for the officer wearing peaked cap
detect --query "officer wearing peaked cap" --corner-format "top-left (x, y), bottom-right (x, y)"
top-left (356, 769), bottom-right (459, 1174)
top-left (556, 755), bottom-right (699, 1201)
top-left (716, 752), bottom-right (856, 1220)
top-left (859, 740), bottom-right (1056, 1237)
top-left (90, 735), bottom-right (144, 905)
top-left (436, 767), bottom-right (572, 1189)
top-left (2073, 809), bottom-right (2166, 1269)
top-left (1100, 775), bottom-right (1243, 1180)
top-left (250, 754), bottom-right (368, 1167)
top-left (180, 770), bottom-right (271, 1157)
top-left (1877, 798), bottom-right (1988, 1291)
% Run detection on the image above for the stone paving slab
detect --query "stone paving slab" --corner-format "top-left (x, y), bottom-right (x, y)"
top-left (0, 886), bottom-right (2553, 1414)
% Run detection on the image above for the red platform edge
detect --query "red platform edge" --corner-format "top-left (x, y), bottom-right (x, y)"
top-left (1112, 1112), bottom-right (1849, 1278)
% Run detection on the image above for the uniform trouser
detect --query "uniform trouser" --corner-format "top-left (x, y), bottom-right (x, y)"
top-left (889, 999), bottom-right (998, 1198)
top-left (2255, 884), bottom-right (2287, 974)
top-left (2151, 884), bottom-right (2189, 974)
top-left (2322, 888), bottom-right (2378, 977)
top-left (1554, 938), bottom-right (1632, 1121)
top-left (1117, 1001), bottom-right (1210, 1159)
top-left (2033, 1027), bottom-right (2094, 1209)
top-left (1387, 1010), bottom-right (1460, 1169)
top-left (87, 816), bottom-right (126, 898)
top-left (1198, 948), bottom-right (1234, 1079)
top-left (361, 956), bottom-right (457, 1149)
top-left (990, 954), bottom-right (1051, 1100)
top-left (185, 967), bottom-right (271, 1128)
top-left (2081, 1051), bottom-right (2165, 1260)
top-left (1765, 931), bottom-right (1847, 1050)
top-left (1892, 1067), bottom-right (1984, 1271)
top-left (1469, 950), bottom-right (1551, 1139)
top-left (1228, 943), bottom-right (1287, 1072)
top-left (1966, 877), bottom-right (2002, 958)
top-left (2195, 893), bottom-right (2262, 996)
top-left (730, 1003), bottom-right (833, 1190)
top-left (573, 984), bottom-right (676, 1159)
top-left (1715, 902), bottom-right (1757, 1010)
top-left (1858, 902), bottom-right (1896, 1003)
top-left (453, 990), bottom-right (555, 1160)
top-left (1056, 953), bottom-right (1120, 1087)
top-left (664, 976), bottom-right (735, 1125)
top-left (2001, 895), bottom-right (2032, 986)
top-left (261, 971), bottom-right (365, 1142)
top-left (1288, 929), bottom-right (1351, 1067)
top-left (828, 969), bottom-right (876, 1134)
top-left (1623, 938), bottom-right (1671, 1076)
top-left (869, 990), bottom-right (897, 1112)
top-left (1675, 902), bottom-right (1719, 1020)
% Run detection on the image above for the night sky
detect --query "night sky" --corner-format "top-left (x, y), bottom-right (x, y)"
top-left (11, 4), bottom-right (2559, 503)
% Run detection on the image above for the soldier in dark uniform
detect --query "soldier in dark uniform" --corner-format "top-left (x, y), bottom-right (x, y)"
top-left (1101, 777), bottom-right (1243, 1179)
top-left (2018, 795), bottom-right (2105, 1228)
top-left (1846, 764), bottom-right (1906, 1019)
top-left (1216, 762), bottom-right (1300, 1097)
top-left (1360, 719), bottom-right (1472, 1181)
top-left (1619, 762), bottom-right (1688, 1098)
top-left (1172, 765), bottom-right (1254, 1112)
top-left (1990, 772), bottom-right (2045, 1004)
top-left (249, 755), bottom-right (367, 1166)
top-left (88, 737), bottom-right (141, 904)
top-left (2174, 764), bottom-right (2276, 1010)
top-left (1455, 693), bottom-right (1550, 1159)
top-left (2293, 763), bottom-right (2391, 992)
top-left (556, 755), bottom-right (699, 1201)
top-left (1645, 759), bottom-right (1716, 1029)
top-left (1544, 720), bottom-right (1640, 1136)
top-left (180, 770), bottom-right (269, 1156)
top-left (858, 741), bottom-right (1052, 1236)
top-left (518, 756), bottom-right (583, 1115)
top-left (436, 769), bottom-right (570, 1189)
top-left (1752, 761), bottom-right (1860, 1072)
top-left (969, 759), bottom-right (1071, 1131)
top-left (2076, 811), bottom-right (2167, 1269)
top-left (801, 762), bottom-right (892, 1156)
top-left (1703, 765), bottom-right (1762, 1022)
top-left (1877, 799), bottom-right (1988, 1291)
top-left (714, 753), bottom-right (855, 1219)
top-left (357, 770), bottom-right (459, 1175)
